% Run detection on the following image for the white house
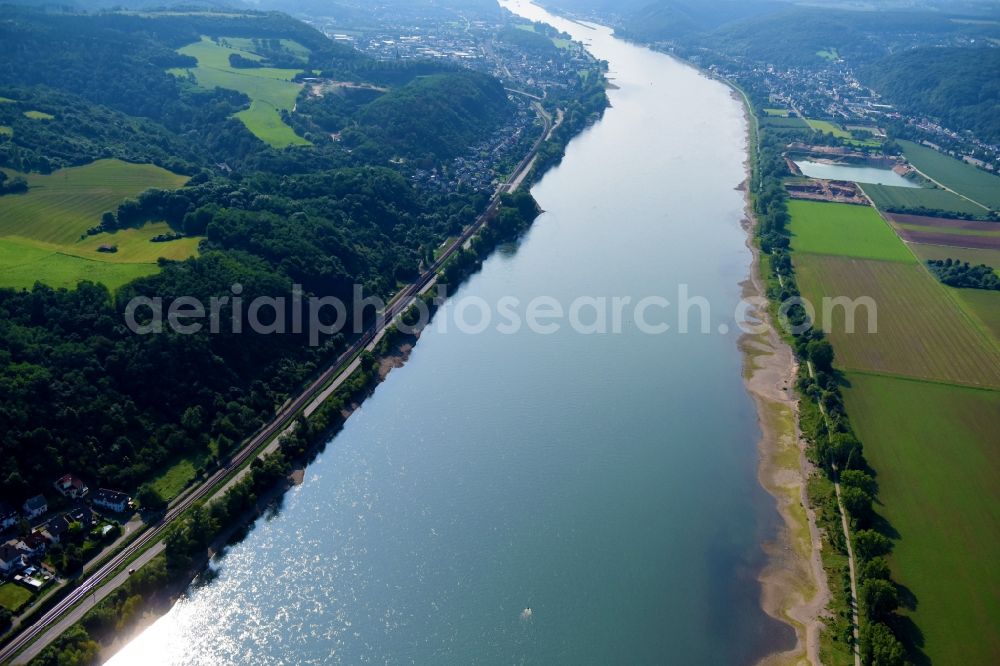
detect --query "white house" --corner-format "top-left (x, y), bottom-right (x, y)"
top-left (22, 495), bottom-right (47, 521)
top-left (93, 489), bottom-right (131, 514)
top-left (0, 543), bottom-right (25, 575)
top-left (16, 533), bottom-right (46, 558)
top-left (0, 502), bottom-right (17, 531)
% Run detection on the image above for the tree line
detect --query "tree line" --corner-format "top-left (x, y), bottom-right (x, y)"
top-left (747, 86), bottom-right (911, 666)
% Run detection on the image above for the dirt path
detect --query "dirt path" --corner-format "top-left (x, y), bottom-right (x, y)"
top-left (833, 467), bottom-right (863, 666)
top-left (807, 362), bottom-right (862, 666)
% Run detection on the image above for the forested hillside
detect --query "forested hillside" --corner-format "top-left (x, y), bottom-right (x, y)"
top-left (352, 71), bottom-right (512, 162)
top-left (617, 0), bottom-right (786, 42)
top-left (0, 7), bottom-right (512, 505)
top-left (862, 47), bottom-right (1000, 145)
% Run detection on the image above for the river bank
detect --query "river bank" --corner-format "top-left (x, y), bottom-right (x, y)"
top-left (734, 94), bottom-right (828, 665)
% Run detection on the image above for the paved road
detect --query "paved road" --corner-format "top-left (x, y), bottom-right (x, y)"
top-left (0, 101), bottom-right (552, 666)
top-left (13, 545), bottom-right (165, 665)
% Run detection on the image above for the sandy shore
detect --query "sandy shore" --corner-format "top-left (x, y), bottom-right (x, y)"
top-left (733, 92), bottom-right (829, 666)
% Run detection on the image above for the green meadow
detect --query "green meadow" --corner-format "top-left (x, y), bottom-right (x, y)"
top-left (952, 288), bottom-right (1000, 341)
top-left (0, 159), bottom-right (198, 290)
top-left (0, 238), bottom-right (161, 291)
top-left (861, 182), bottom-right (988, 217)
top-left (909, 243), bottom-right (1000, 271)
top-left (221, 37), bottom-right (310, 61)
top-left (842, 373), bottom-right (1000, 666)
top-left (0, 583), bottom-right (33, 612)
top-left (805, 118), bottom-right (878, 147)
top-left (900, 139), bottom-right (1000, 210)
top-left (150, 449), bottom-right (212, 501)
top-left (761, 115), bottom-right (808, 129)
top-left (788, 200), bottom-right (913, 262)
top-left (171, 36), bottom-right (310, 148)
top-left (23, 110), bottom-right (54, 120)
top-left (805, 118), bottom-right (849, 138)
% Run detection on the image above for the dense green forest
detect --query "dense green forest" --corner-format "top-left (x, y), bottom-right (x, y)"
top-left (350, 71), bottom-right (512, 163)
top-left (0, 7), bottom-right (517, 506)
top-left (616, 0), bottom-right (785, 42)
top-left (862, 47), bottom-right (1000, 145)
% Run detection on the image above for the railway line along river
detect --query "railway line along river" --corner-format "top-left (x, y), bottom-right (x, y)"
top-left (107, 2), bottom-right (796, 663)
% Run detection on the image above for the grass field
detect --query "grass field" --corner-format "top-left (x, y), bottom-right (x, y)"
top-left (763, 108), bottom-right (789, 117)
top-left (816, 48), bottom-right (839, 61)
top-left (761, 115), bottom-right (808, 129)
top-left (900, 139), bottom-right (1000, 210)
top-left (23, 110), bottom-right (54, 120)
top-left (805, 118), bottom-right (879, 147)
top-left (788, 200), bottom-right (913, 262)
top-left (794, 253), bottom-right (1000, 387)
top-left (909, 243), bottom-right (1000, 271)
top-left (171, 36), bottom-right (310, 148)
top-left (150, 449), bottom-right (211, 501)
top-left (806, 119), bottom-right (850, 139)
top-left (952, 288), bottom-right (1000, 341)
top-left (0, 159), bottom-right (197, 290)
top-left (0, 238), bottom-right (161, 291)
top-left (221, 37), bottom-right (310, 61)
top-left (0, 125), bottom-right (10, 136)
top-left (0, 583), bottom-right (33, 612)
top-left (842, 373), bottom-right (1000, 666)
top-left (515, 22), bottom-right (572, 49)
top-left (861, 183), bottom-right (990, 217)
top-left (0, 160), bottom-right (188, 244)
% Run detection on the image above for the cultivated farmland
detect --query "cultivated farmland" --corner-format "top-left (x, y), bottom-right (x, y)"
top-left (0, 160), bottom-right (188, 244)
top-left (788, 200), bottom-right (913, 262)
top-left (171, 36), bottom-right (310, 148)
top-left (909, 243), bottom-right (1000, 271)
top-left (952, 288), bottom-right (1000, 341)
top-left (0, 159), bottom-right (196, 290)
top-left (842, 373), bottom-right (1000, 666)
top-left (793, 253), bottom-right (1000, 387)
top-left (861, 182), bottom-right (989, 218)
top-left (887, 214), bottom-right (1000, 250)
top-left (900, 139), bottom-right (1000, 210)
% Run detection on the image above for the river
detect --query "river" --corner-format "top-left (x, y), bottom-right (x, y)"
top-left (107, 2), bottom-right (792, 663)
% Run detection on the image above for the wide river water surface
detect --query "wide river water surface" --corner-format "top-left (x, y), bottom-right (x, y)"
top-left (107, 2), bottom-right (793, 663)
